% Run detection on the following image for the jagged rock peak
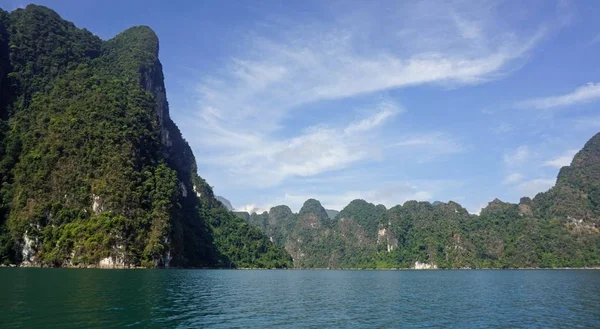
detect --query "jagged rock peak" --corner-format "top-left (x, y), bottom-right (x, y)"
top-left (298, 199), bottom-right (329, 219)
top-left (556, 132), bottom-right (600, 187)
top-left (270, 205), bottom-right (294, 216)
top-left (571, 132), bottom-right (600, 169)
top-left (215, 196), bottom-right (233, 210)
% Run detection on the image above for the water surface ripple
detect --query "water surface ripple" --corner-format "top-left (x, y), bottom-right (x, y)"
top-left (1, 269), bottom-right (599, 328)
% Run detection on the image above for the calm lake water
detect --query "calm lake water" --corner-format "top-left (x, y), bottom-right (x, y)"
top-left (0, 269), bottom-right (599, 328)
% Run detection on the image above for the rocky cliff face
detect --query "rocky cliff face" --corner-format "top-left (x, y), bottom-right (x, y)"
top-left (533, 133), bottom-right (600, 224)
top-left (0, 10), bottom-right (9, 121)
top-left (0, 5), bottom-right (291, 268)
top-left (215, 196), bottom-right (233, 210)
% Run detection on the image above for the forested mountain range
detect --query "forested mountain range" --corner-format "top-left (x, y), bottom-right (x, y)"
top-left (237, 133), bottom-right (600, 269)
top-left (0, 5), bottom-right (597, 270)
top-left (0, 5), bottom-right (291, 268)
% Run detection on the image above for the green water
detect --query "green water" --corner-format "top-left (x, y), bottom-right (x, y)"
top-left (0, 269), bottom-right (599, 328)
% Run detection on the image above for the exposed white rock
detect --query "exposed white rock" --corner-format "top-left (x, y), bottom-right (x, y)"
top-left (92, 194), bottom-right (105, 214)
top-left (97, 237), bottom-right (127, 268)
top-left (193, 185), bottom-right (202, 198)
top-left (179, 181), bottom-right (188, 197)
top-left (160, 237), bottom-right (172, 268)
top-left (67, 251), bottom-right (76, 267)
top-left (99, 257), bottom-right (115, 268)
top-left (98, 254), bottom-right (125, 268)
top-left (377, 228), bottom-right (396, 252)
top-left (413, 261), bottom-right (438, 270)
top-left (21, 232), bottom-right (37, 266)
top-left (162, 127), bottom-right (172, 148)
top-left (377, 228), bottom-right (387, 241)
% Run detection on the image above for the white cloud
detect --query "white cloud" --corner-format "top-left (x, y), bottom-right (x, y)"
top-left (491, 123), bottom-right (513, 134)
top-left (503, 146), bottom-right (530, 166)
top-left (516, 82), bottom-right (600, 110)
top-left (502, 173), bottom-right (525, 185)
top-left (572, 115), bottom-right (600, 130)
top-left (543, 149), bottom-right (577, 168)
top-left (179, 1), bottom-right (547, 192)
top-left (237, 204), bottom-right (268, 214)
top-left (481, 107), bottom-right (495, 115)
top-left (197, 102), bottom-right (398, 187)
top-left (386, 133), bottom-right (464, 160)
top-left (344, 102), bottom-right (401, 135)
top-left (452, 14), bottom-right (483, 40)
top-left (556, 0), bottom-right (575, 27)
top-left (468, 202), bottom-right (490, 215)
top-left (516, 178), bottom-right (555, 196)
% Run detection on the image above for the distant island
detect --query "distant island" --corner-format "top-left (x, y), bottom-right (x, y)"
top-left (0, 5), bottom-right (597, 270)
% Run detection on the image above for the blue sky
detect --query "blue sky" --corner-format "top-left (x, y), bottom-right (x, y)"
top-left (5, 0), bottom-right (600, 214)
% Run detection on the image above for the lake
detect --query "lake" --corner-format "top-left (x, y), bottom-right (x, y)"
top-left (0, 269), bottom-right (599, 328)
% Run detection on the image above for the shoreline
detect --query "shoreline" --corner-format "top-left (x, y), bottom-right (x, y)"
top-left (2, 264), bottom-right (599, 270)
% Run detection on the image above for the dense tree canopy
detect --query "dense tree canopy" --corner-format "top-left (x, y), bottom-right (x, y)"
top-left (239, 135), bottom-right (600, 269)
top-left (0, 5), bottom-right (290, 268)
top-left (0, 4), bottom-right (597, 270)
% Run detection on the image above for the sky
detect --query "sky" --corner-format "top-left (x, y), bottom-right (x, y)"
top-left (4, 0), bottom-right (600, 214)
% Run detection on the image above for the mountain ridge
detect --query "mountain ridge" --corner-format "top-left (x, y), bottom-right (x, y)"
top-left (238, 133), bottom-right (600, 268)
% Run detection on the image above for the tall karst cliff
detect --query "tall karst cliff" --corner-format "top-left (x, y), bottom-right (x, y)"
top-left (0, 5), bottom-right (290, 268)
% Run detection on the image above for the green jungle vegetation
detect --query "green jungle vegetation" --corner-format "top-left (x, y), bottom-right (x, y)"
top-left (237, 133), bottom-right (600, 269)
top-left (0, 5), bottom-right (291, 269)
top-left (0, 5), bottom-right (598, 270)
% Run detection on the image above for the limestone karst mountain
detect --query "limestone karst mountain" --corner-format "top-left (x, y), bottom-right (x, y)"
top-left (238, 134), bottom-right (600, 268)
top-left (0, 5), bottom-right (290, 268)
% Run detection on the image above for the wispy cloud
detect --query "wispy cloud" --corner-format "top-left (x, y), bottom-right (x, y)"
top-left (556, 0), bottom-right (575, 27)
top-left (516, 178), bottom-right (555, 196)
top-left (344, 102), bottom-right (401, 135)
top-left (180, 0), bottom-right (547, 192)
top-left (504, 146), bottom-right (530, 166)
top-left (516, 82), bottom-right (600, 110)
top-left (196, 102), bottom-right (399, 187)
top-left (589, 33), bottom-right (600, 46)
top-left (491, 122), bottom-right (513, 134)
top-left (386, 132), bottom-right (464, 161)
top-left (468, 202), bottom-right (490, 215)
top-left (502, 173), bottom-right (525, 185)
top-left (543, 149), bottom-right (577, 168)
top-left (572, 115), bottom-right (600, 130)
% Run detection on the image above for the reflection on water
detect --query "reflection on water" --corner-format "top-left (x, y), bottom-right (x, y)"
top-left (0, 269), bottom-right (599, 328)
